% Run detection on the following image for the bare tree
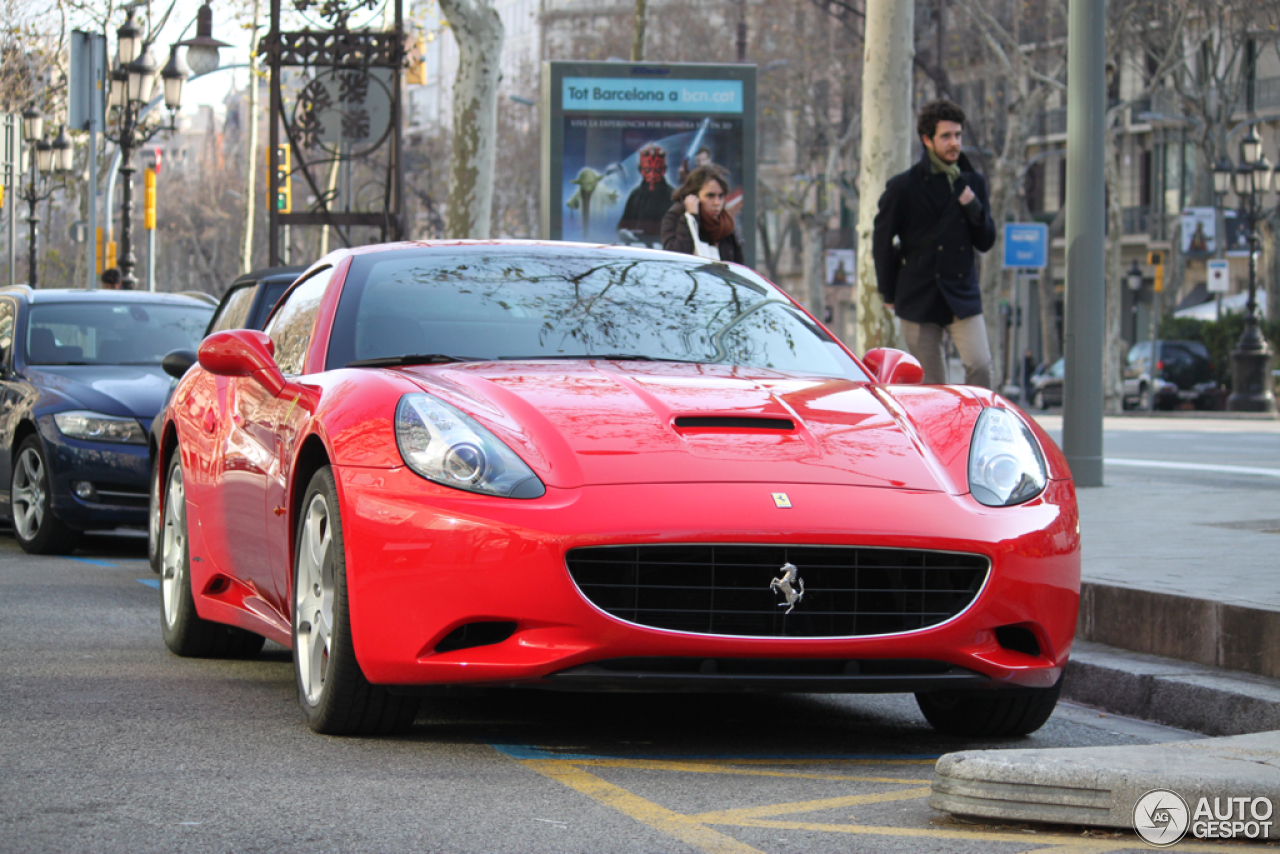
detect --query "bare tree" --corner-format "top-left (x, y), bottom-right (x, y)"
top-left (438, 0), bottom-right (504, 239)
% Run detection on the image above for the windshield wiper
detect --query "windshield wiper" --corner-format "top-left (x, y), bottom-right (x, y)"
top-left (346, 354), bottom-right (479, 367)
top-left (498, 353), bottom-right (703, 363)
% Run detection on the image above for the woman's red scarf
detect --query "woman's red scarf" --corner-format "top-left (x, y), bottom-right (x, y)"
top-left (699, 208), bottom-right (736, 244)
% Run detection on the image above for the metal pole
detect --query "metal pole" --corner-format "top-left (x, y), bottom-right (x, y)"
top-left (1063, 0), bottom-right (1106, 486)
top-left (88, 128), bottom-right (98, 288)
top-left (147, 225), bottom-right (155, 292)
top-left (26, 151), bottom-right (38, 287)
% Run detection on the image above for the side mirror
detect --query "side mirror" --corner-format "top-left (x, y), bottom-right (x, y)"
top-left (161, 348), bottom-right (198, 380)
top-left (197, 329), bottom-right (318, 412)
top-left (862, 348), bottom-right (925, 385)
top-left (198, 330), bottom-right (277, 378)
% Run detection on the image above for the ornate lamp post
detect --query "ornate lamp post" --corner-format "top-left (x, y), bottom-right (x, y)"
top-left (102, 5), bottom-right (224, 290)
top-left (1212, 125), bottom-right (1277, 413)
top-left (17, 109), bottom-right (74, 287)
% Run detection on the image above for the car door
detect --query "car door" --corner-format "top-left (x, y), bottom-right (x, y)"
top-left (245, 267), bottom-right (334, 611)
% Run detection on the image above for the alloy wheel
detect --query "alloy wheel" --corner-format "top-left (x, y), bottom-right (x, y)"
top-left (296, 492), bottom-right (335, 706)
top-left (12, 447), bottom-right (46, 541)
top-left (161, 463), bottom-right (186, 628)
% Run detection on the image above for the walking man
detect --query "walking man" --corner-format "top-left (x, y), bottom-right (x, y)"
top-left (872, 99), bottom-right (996, 386)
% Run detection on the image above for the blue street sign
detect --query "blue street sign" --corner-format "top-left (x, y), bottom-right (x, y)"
top-left (1003, 222), bottom-right (1048, 268)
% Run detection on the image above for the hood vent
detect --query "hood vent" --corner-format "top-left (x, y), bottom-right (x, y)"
top-left (674, 416), bottom-right (795, 431)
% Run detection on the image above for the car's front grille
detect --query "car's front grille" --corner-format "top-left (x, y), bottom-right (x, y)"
top-left (565, 545), bottom-right (990, 638)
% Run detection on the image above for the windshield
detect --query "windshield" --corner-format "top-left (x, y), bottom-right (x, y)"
top-left (328, 248), bottom-right (867, 380)
top-left (26, 302), bottom-right (214, 366)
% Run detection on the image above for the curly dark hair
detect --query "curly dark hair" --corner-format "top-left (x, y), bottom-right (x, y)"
top-left (671, 164), bottom-right (730, 201)
top-left (917, 99), bottom-right (966, 141)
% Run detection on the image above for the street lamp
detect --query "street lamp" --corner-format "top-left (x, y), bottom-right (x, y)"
top-left (103, 6), bottom-right (221, 291)
top-left (1212, 123), bottom-right (1277, 413)
top-left (17, 112), bottom-right (74, 287)
top-left (1127, 260), bottom-right (1143, 291)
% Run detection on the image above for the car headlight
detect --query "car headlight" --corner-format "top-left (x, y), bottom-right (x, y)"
top-left (968, 407), bottom-right (1047, 506)
top-left (395, 394), bottom-right (545, 499)
top-left (53, 411), bottom-right (146, 444)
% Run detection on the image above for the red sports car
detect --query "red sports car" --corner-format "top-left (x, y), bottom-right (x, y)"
top-left (153, 241), bottom-right (1079, 737)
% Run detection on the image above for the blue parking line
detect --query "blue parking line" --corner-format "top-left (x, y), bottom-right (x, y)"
top-left (67, 556), bottom-right (115, 567)
top-left (489, 743), bottom-right (940, 761)
top-left (136, 578), bottom-right (160, 589)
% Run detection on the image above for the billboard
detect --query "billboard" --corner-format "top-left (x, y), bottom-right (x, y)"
top-left (1180, 207), bottom-right (1216, 257)
top-left (541, 62), bottom-right (757, 267)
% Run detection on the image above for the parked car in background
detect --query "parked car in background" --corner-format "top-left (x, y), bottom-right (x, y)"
top-left (0, 287), bottom-right (213, 553)
top-left (147, 266), bottom-right (305, 570)
top-left (1030, 357), bottom-right (1064, 410)
top-left (1122, 340), bottom-right (1217, 410)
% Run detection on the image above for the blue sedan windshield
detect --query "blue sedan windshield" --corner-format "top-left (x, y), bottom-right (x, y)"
top-left (26, 302), bottom-right (214, 366)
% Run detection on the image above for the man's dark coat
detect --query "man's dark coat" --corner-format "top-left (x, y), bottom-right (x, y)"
top-left (872, 151), bottom-right (997, 325)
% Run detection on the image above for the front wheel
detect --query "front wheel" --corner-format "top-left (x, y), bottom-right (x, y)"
top-left (160, 452), bottom-right (264, 658)
top-left (11, 436), bottom-right (80, 555)
top-left (293, 466), bottom-right (419, 735)
top-left (915, 678), bottom-right (1062, 737)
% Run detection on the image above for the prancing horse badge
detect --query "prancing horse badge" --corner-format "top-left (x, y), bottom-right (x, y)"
top-left (771, 492), bottom-right (792, 508)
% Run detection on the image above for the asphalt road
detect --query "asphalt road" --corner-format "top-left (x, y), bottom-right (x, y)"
top-left (3, 419), bottom-right (1272, 853)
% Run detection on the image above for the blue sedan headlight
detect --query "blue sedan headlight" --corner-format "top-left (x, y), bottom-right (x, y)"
top-left (968, 407), bottom-right (1047, 506)
top-left (395, 394), bottom-right (545, 499)
top-left (53, 410), bottom-right (146, 444)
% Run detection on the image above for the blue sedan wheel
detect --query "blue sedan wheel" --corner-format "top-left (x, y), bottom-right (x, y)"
top-left (11, 437), bottom-right (80, 555)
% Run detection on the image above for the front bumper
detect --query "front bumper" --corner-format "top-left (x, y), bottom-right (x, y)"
top-left (338, 466), bottom-right (1080, 693)
top-left (38, 416), bottom-right (150, 530)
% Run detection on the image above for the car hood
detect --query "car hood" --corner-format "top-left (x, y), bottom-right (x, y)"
top-left (26, 365), bottom-right (172, 421)
top-left (398, 362), bottom-right (983, 493)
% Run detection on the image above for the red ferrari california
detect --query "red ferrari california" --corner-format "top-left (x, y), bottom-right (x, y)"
top-left (153, 241), bottom-right (1079, 737)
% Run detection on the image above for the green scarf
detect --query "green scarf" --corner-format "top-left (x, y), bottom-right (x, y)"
top-left (927, 148), bottom-right (961, 187)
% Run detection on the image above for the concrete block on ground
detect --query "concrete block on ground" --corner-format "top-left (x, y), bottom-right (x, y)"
top-left (931, 731), bottom-right (1280, 829)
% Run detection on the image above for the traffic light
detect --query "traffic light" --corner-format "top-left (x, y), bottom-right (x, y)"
top-left (143, 166), bottom-right (156, 230)
top-left (96, 227), bottom-right (103, 274)
top-left (1147, 250), bottom-right (1164, 292)
top-left (274, 144), bottom-right (291, 214)
top-left (106, 240), bottom-right (117, 272)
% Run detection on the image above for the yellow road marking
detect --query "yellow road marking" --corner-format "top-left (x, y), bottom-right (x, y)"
top-left (692, 788), bottom-right (932, 822)
top-left (512, 753), bottom-right (1269, 854)
top-left (726, 818), bottom-right (1279, 851)
top-left (521, 760), bottom-right (766, 854)
top-left (570, 758), bottom-right (930, 785)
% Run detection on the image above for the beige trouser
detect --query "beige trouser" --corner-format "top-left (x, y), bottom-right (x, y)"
top-left (899, 314), bottom-right (993, 388)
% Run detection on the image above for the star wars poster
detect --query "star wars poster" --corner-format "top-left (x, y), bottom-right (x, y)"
top-left (542, 63), bottom-right (757, 267)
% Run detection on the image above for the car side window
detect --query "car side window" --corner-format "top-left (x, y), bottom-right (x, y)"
top-left (208, 286), bottom-right (256, 335)
top-left (264, 267), bottom-right (333, 375)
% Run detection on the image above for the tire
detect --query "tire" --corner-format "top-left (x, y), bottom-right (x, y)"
top-left (915, 677), bottom-right (1062, 738)
top-left (160, 452), bottom-right (265, 658)
top-left (293, 466), bottom-right (419, 736)
top-left (148, 451), bottom-right (162, 574)
top-left (11, 436), bottom-right (81, 555)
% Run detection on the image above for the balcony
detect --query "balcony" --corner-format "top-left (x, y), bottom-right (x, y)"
top-left (1031, 107), bottom-right (1067, 137)
top-left (1122, 205), bottom-right (1150, 236)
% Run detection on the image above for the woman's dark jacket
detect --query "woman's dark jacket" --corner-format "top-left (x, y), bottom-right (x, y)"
top-left (871, 151), bottom-right (996, 324)
top-left (660, 203), bottom-right (745, 264)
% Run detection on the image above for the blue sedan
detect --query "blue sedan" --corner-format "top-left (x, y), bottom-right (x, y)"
top-left (0, 287), bottom-right (212, 553)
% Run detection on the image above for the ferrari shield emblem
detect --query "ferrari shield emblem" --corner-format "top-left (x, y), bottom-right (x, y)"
top-left (772, 492), bottom-right (792, 508)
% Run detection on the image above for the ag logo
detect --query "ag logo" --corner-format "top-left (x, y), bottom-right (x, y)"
top-left (1133, 788), bottom-right (1190, 846)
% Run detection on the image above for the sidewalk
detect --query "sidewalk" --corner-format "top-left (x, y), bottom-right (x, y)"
top-left (931, 413), bottom-right (1280, 830)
